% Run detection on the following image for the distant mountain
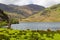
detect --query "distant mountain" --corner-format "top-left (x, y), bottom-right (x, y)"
top-left (9, 4), bottom-right (45, 11)
top-left (0, 3), bottom-right (25, 19)
top-left (0, 3), bottom-right (15, 12)
top-left (24, 4), bottom-right (45, 11)
top-left (21, 4), bottom-right (60, 22)
top-left (0, 3), bottom-right (45, 17)
top-left (9, 4), bottom-right (45, 17)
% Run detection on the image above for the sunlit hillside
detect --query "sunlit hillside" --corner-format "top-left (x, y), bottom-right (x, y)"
top-left (21, 4), bottom-right (60, 22)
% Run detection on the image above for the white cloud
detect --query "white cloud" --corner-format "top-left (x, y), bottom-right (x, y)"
top-left (33, 0), bottom-right (60, 7)
top-left (0, 0), bottom-right (60, 7)
top-left (0, 0), bottom-right (19, 4)
top-left (13, 0), bottom-right (33, 5)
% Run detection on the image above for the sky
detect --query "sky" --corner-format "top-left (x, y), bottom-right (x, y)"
top-left (0, 0), bottom-right (60, 7)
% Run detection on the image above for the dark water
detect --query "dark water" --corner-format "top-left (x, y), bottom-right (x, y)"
top-left (11, 22), bottom-right (60, 30)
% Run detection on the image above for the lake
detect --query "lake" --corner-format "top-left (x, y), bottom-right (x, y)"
top-left (11, 22), bottom-right (60, 30)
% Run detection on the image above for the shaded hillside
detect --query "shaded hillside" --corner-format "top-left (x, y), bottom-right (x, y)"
top-left (5, 12), bottom-right (25, 21)
top-left (9, 4), bottom-right (45, 17)
top-left (0, 3), bottom-right (15, 13)
top-left (24, 4), bottom-right (45, 11)
top-left (0, 3), bottom-right (25, 18)
top-left (0, 3), bottom-right (45, 17)
top-left (21, 4), bottom-right (60, 22)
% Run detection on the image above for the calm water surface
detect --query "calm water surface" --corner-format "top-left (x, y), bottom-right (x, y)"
top-left (11, 22), bottom-right (60, 30)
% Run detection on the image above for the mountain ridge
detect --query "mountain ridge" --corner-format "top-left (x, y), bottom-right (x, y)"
top-left (0, 3), bottom-right (45, 17)
top-left (8, 4), bottom-right (45, 17)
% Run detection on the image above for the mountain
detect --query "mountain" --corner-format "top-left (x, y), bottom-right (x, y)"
top-left (0, 3), bottom-right (45, 17)
top-left (9, 4), bottom-right (45, 11)
top-left (0, 3), bottom-right (25, 20)
top-left (0, 3), bottom-right (16, 12)
top-left (24, 4), bottom-right (45, 11)
top-left (21, 4), bottom-right (60, 22)
top-left (8, 4), bottom-right (45, 17)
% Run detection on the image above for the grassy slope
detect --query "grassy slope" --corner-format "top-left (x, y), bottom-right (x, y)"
top-left (5, 12), bottom-right (25, 19)
top-left (21, 4), bottom-right (60, 22)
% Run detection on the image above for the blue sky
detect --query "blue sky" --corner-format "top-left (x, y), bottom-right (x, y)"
top-left (0, 0), bottom-right (60, 7)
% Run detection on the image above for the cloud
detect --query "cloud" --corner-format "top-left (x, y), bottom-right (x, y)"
top-left (13, 0), bottom-right (33, 5)
top-left (0, 0), bottom-right (33, 6)
top-left (0, 0), bottom-right (19, 4)
top-left (0, 0), bottom-right (60, 7)
top-left (33, 0), bottom-right (60, 7)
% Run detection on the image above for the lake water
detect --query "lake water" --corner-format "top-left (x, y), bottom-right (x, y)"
top-left (11, 22), bottom-right (60, 30)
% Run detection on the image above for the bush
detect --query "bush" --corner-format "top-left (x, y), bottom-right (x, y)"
top-left (0, 21), bottom-right (7, 27)
top-left (0, 28), bottom-right (60, 40)
top-left (11, 19), bottom-right (19, 24)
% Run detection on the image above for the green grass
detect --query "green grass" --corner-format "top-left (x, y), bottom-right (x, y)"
top-left (0, 28), bottom-right (60, 40)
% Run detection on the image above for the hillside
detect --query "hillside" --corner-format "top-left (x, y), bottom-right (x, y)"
top-left (9, 4), bottom-right (45, 17)
top-left (0, 3), bottom-right (25, 18)
top-left (0, 3), bottom-right (45, 18)
top-left (21, 4), bottom-right (60, 22)
top-left (0, 3), bottom-right (16, 13)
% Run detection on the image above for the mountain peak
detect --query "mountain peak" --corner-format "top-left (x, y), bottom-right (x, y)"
top-left (26, 4), bottom-right (44, 7)
top-left (25, 4), bottom-right (45, 11)
top-left (28, 4), bottom-right (37, 5)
